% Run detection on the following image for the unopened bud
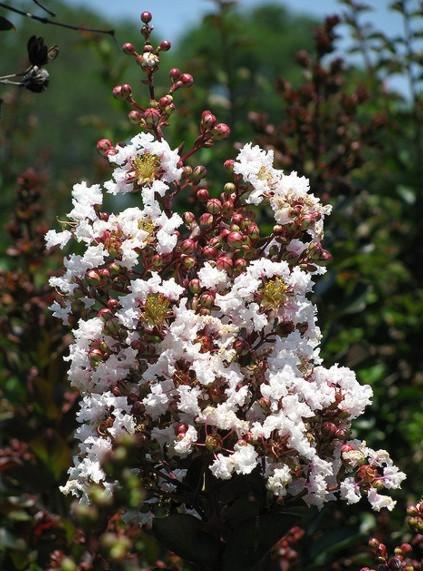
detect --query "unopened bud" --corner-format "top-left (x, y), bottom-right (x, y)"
top-left (122, 42), bottom-right (136, 55)
top-left (160, 40), bottom-right (171, 51)
top-left (140, 11), bottom-right (152, 23)
top-left (213, 123), bottom-right (231, 139)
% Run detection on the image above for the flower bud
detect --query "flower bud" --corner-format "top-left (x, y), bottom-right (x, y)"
top-left (207, 198), bottom-right (222, 214)
top-left (140, 11), bottom-right (152, 23)
top-left (227, 231), bottom-right (244, 249)
top-left (180, 239), bottom-right (196, 253)
top-left (234, 258), bottom-right (247, 273)
top-left (181, 256), bottom-right (196, 269)
top-left (189, 279), bottom-right (201, 294)
top-left (159, 94), bottom-right (173, 107)
top-left (213, 123), bottom-right (231, 139)
top-left (183, 211), bottom-right (196, 225)
top-left (199, 213), bottom-right (213, 227)
top-left (122, 42), bottom-right (136, 55)
top-left (196, 188), bottom-right (209, 201)
top-left (128, 110), bottom-right (143, 124)
top-left (202, 245), bottom-right (217, 259)
top-left (96, 138), bottom-right (113, 154)
top-left (224, 159), bottom-right (235, 171)
top-left (201, 110), bottom-right (217, 129)
top-left (160, 40), bottom-right (171, 51)
top-left (144, 107), bottom-right (161, 127)
top-left (169, 67), bottom-right (181, 80)
top-left (180, 73), bottom-right (194, 86)
top-left (216, 255), bottom-right (233, 271)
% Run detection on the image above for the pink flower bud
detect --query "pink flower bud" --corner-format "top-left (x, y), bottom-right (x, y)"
top-left (224, 159), bottom-right (235, 171)
top-left (201, 110), bottom-right (217, 129)
top-left (207, 198), bottom-right (222, 214)
top-left (122, 42), bottom-right (136, 55)
top-left (128, 110), bottom-right (143, 124)
top-left (140, 11), bottom-right (152, 23)
top-left (231, 213), bottom-right (244, 225)
top-left (96, 138), bottom-right (112, 154)
top-left (180, 239), bottom-right (196, 253)
top-left (227, 231), bottom-right (244, 249)
top-left (107, 299), bottom-right (119, 311)
top-left (97, 308), bottom-right (112, 320)
top-left (183, 211), bottom-right (196, 225)
top-left (202, 246), bottom-right (217, 259)
top-left (199, 213), bottom-right (213, 227)
top-left (144, 107), bottom-right (161, 126)
top-left (180, 73), bottom-right (194, 86)
top-left (169, 67), bottom-right (181, 80)
top-left (234, 258), bottom-right (247, 273)
top-left (112, 85), bottom-right (123, 98)
top-left (200, 292), bottom-right (215, 308)
top-left (120, 83), bottom-right (132, 97)
top-left (196, 188), bottom-right (209, 202)
top-left (216, 255), bottom-right (233, 271)
top-left (159, 95), bottom-right (173, 108)
top-left (213, 123), bottom-right (231, 139)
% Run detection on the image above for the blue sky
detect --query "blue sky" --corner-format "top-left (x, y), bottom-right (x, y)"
top-left (65, 0), bottom-right (403, 44)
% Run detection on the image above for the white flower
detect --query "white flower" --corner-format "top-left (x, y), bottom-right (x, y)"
top-left (45, 229), bottom-right (72, 249)
top-left (367, 488), bottom-right (397, 512)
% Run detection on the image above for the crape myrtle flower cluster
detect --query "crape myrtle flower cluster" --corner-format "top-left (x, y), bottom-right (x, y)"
top-left (46, 11), bottom-right (405, 522)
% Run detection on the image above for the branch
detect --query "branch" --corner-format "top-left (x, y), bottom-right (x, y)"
top-left (0, 2), bottom-right (115, 36)
top-left (32, 0), bottom-right (56, 17)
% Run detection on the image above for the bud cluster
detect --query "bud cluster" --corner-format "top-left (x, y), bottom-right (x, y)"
top-left (46, 12), bottom-right (405, 523)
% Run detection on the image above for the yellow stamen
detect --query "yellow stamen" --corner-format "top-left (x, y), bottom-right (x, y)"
top-left (257, 165), bottom-right (273, 182)
top-left (132, 153), bottom-right (160, 186)
top-left (143, 293), bottom-right (170, 327)
top-left (138, 218), bottom-right (155, 234)
top-left (261, 277), bottom-right (288, 310)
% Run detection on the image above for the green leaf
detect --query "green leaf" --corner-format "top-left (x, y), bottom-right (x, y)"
top-left (153, 514), bottom-right (220, 571)
top-left (0, 16), bottom-right (15, 31)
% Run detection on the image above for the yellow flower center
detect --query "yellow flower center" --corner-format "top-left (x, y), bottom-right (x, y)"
top-left (143, 293), bottom-right (171, 327)
top-left (261, 277), bottom-right (288, 310)
top-left (257, 165), bottom-right (273, 183)
top-left (132, 153), bottom-right (160, 186)
top-left (138, 218), bottom-right (155, 235)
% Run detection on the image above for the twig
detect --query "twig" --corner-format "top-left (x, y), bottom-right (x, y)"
top-left (32, 0), bottom-right (56, 17)
top-left (0, 2), bottom-right (115, 36)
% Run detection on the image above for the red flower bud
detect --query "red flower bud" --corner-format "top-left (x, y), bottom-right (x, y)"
top-left (169, 67), bottom-right (181, 80)
top-left (140, 11), bottom-right (152, 23)
top-left (199, 213), bottom-right (213, 227)
top-left (196, 188), bottom-right (209, 201)
top-left (180, 73), bottom-right (194, 86)
top-left (180, 239), bottom-right (196, 253)
top-left (160, 40), bottom-right (171, 51)
top-left (202, 246), bottom-right (217, 259)
top-left (201, 110), bottom-right (217, 129)
top-left (159, 94), bottom-right (173, 107)
top-left (122, 42), bottom-right (136, 55)
top-left (107, 299), bottom-right (119, 311)
top-left (224, 159), bottom-right (235, 171)
top-left (216, 255), bottom-right (233, 271)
